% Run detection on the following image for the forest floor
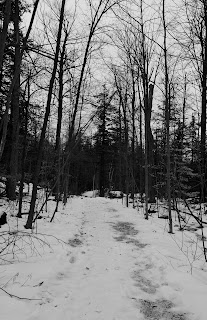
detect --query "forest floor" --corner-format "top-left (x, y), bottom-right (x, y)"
top-left (0, 195), bottom-right (207, 320)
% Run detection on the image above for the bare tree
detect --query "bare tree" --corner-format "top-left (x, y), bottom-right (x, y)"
top-left (162, 0), bottom-right (173, 233)
top-left (68, 0), bottom-right (121, 142)
top-left (25, 0), bottom-right (66, 229)
top-left (6, 0), bottom-right (21, 200)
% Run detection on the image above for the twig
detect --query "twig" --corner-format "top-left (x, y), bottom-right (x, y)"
top-left (0, 286), bottom-right (41, 301)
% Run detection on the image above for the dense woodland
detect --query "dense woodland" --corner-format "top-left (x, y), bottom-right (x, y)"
top-left (0, 0), bottom-right (207, 233)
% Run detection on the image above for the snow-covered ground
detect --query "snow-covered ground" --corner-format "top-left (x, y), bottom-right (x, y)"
top-left (0, 195), bottom-right (207, 320)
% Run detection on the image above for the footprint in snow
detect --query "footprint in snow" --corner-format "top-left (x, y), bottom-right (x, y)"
top-left (69, 256), bottom-right (76, 263)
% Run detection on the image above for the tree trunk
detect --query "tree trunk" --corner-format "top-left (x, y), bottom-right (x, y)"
top-left (18, 76), bottom-right (29, 218)
top-left (118, 102), bottom-right (123, 191)
top-left (99, 91), bottom-right (107, 197)
top-left (63, 166), bottom-right (69, 205)
top-left (200, 2), bottom-right (207, 201)
top-left (6, 0), bottom-right (21, 200)
top-left (53, 29), bottom-right (68, 205)
top-left (0, 0), bottom-right (12, 74)
top-left (147, 83), bottom-right (155, 203)
top-left (140, 0), bottom-right (149, 219)
top-left (68, 0), bottom-right (117, 142)
top-left (122, 90), bottom-right (129, 207)
top-left (131, 71), bottom-right (136, 205)
top-left (138, 82), bottom-right (144, 198)
top-left (55, 30), bottom-right (68, 151)
top-left (163, 0), bottom-right (173, 233)
top-left (25, 0), bottom-right (66, 229)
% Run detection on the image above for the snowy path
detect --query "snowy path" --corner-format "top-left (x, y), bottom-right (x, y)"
top-left (63, 199), bottom-right (139, 320)
top-left (1, 196), bottom-right (207, 320)
top-left (28, 197), bottom-right (191, 320)
top-left (31, 198), bottom-right (142, 320)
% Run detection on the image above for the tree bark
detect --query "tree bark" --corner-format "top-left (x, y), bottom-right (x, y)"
top-left (131, 70), bottom-right (136, 205)
top-left (138, 81), bottom-right (144, 198)
top-left (17, 75), bottom-right (29, 218)
top-left (25, 0), bottom-right (66, 229)
top-left (6, 0), bottom-right (20, 200)
top-left (52, 28), bottom-right (68, 206)
top-left (99, 90), bottom-right (107, 197)
top-left (163, 0), bottom-right (173, 233)
top-left (0, 0), bottom-right (12, 74)
top-left (147, 83), bottom-right (155, 203)
top-left (122, 89), bottom-right (129, 207)
top-left (200, 1), bottom-right (207, 201)
top-left (140, 0), bottom-right (149, 219)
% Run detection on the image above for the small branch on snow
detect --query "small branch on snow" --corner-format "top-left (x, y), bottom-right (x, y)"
top-left (0, 287), bottom-right (41, 301)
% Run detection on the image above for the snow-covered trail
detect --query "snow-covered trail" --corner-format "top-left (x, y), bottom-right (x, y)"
top-left (63, 198), bottom-right (140, 320)
top-left (28, 197), bottom-right (192, 320)
top-left (31, 197), bottom-right (142, 320)
top-left (1, 196), bottom-right (207, 320)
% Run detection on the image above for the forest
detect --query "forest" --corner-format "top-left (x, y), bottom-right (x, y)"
top-left (1, 1), bottom-right (207, 318)
top-left (0, 0), bottom-right (207, 249)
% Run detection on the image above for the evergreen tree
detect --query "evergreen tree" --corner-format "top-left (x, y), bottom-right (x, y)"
top-left (94, 87), bottom-right (118, 196)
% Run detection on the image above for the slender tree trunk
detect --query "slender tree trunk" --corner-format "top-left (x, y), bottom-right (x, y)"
top-left (118, 102), bottom-right (123, 191)
top-left (6, 0), bottom-right (20, 200)
top-left (147, 83), bottom-right (155, 203)
top-left (200, 2), bottom-right (207, 201)
top-left (140, 0), bottom-right (149, 219)
top-left (122, 90), bottom-right (129, 207)
top-left (181, 74), bottom-right (187, 158)
top-left (131, 72), bottom-right (136, 205)
top-left (114, 74), bottom-right (129, 205)
top-left (99, 91), bottom-right (107, 197)
top-left (163, 0), bottom-right (173, 233)
top-left (53, 29), bottom-right (68, 207)
top-left (144, 103), bottom-right (149, 219)
top-left (18, 75), bottom-right (29, 218)
top-left (55, 30), bottom-right (68, 151)
top-left (138, 82), bottom-right (143, 199)
top-left (63, 166), bottom-right (69, 205)
top-left (68, 0), bottom-right (117, 141)
top-left (50, 154), bottom-right (61, 223)
top-left (99, 150), bottom-right (105, 197)
top-left (25, 0), bottom-right (66, 229)
top-left (0, 0), bottom-right (12, 74)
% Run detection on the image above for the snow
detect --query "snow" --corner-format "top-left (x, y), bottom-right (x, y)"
top-left (82, 190), bottom-right (99, 197)
top-left (0, 196), bottom-right (207, 320)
